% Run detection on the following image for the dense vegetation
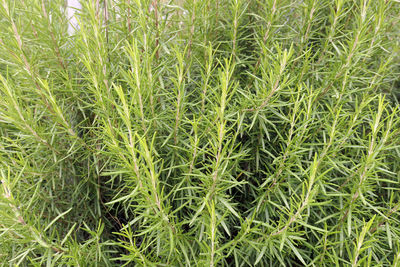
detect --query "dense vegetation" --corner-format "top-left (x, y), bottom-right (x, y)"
top-left (1, 0), bottom-right (400, 266)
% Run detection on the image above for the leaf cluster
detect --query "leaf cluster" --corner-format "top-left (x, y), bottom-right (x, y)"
top-left (0, 0), bottom-right (400, 266)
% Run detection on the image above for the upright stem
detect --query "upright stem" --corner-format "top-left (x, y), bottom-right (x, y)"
top-left (153, 0), bottom-right (159, 60)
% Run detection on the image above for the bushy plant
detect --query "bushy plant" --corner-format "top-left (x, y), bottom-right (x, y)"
top-left (1, 0), bottom-right (400, 266)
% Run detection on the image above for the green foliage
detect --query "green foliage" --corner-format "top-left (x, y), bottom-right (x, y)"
top-left (1, 0), bottom-right (400, 266)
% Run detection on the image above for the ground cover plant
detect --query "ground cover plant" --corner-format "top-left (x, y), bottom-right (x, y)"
top-left (0, 0), bottom-right (400, 266)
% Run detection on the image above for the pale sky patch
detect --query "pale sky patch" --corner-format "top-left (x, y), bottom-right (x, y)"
top-left (66, 0), bottom-right (81, 36)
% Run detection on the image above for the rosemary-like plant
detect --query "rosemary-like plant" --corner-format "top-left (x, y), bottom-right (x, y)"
top-left (1, 0), bottom-right (400, 266)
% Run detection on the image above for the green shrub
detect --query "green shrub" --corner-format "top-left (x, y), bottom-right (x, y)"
top-left (1, 0), bottom-right (400, 266)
